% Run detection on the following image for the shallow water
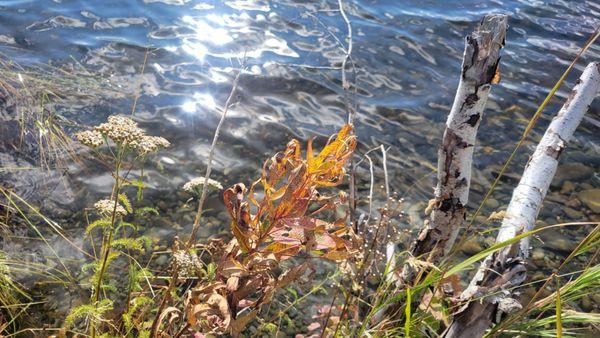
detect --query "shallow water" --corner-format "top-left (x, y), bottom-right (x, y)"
top-left (1, 0), bottom-right (599, 327)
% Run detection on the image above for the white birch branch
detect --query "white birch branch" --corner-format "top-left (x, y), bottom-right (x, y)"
top-left (444, 61), bottom-right (600, 338)
top-left (403, 14), bottom-right (507, 282)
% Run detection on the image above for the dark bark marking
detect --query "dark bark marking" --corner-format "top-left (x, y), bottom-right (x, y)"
top-left (465, 93), bottom-right (479, 108)
top-left (465, 113), bottom-right (480, 127)
top-left (483, 58), bottom-right (501, 84)
top-left (470, 38), bottom-right (479, 69)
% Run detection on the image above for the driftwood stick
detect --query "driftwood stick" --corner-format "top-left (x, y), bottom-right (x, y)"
top-left (443, 62), bottom-right (600, 338)
top-left (402, 14), bottom-right (507, 283)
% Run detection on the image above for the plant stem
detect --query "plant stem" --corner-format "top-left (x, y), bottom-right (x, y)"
top-left (90, 147), bottom-right (123, 338)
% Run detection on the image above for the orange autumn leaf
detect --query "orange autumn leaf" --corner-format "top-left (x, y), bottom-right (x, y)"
top-left (187, 125), bottom-right (358, 335)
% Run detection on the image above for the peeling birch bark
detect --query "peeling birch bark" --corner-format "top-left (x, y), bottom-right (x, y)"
top-left (402, 14), bottom-right (508, 283)
top-left (444, 62), bottom-right (600, 338)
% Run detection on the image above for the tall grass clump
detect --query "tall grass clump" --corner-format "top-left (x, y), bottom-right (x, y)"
top-left (0, 252), bottom-right (30, 335)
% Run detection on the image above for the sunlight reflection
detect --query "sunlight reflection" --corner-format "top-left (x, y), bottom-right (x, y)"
top-left (182, 15), bottom-right (233, 44)
top-left (180, 10), bottom-right (298, 61)
top-left (182, 92), bottom-right (217, 114)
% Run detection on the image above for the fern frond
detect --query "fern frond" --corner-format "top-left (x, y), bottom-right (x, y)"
top-left (135, 207), bottom-right (159, 216)
top-left (118, 193), bottom-right (133, 214)
top-left (86, 219), bottom-right (112, 234)
top-left (111, 237), bottom-right (149, 253)
top-left (129, 266), bottom-right (153, 293)
top-left (116, 221), bottom-right (137, 233)
top-left (64, 299), bottom-right (113, 328)
top-left (123, 295), bottom-right (152, 331)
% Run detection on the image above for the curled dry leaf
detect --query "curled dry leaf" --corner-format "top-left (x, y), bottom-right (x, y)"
top-left (188, 293), bottom-right (231, 334)
top-left (156, 307), bottom-right (182, 336)
top-left (230, 309), bottom-right (258, 336)
top-left (277, 262), bottom-right (308, 289)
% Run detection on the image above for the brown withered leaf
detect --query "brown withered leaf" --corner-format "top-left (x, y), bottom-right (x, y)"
top-left (185, 125), bottom-right (358, 335)
top-left (418, 289), bottom-right (449, 326)
top-left (277, 262), bottom-right (308, 289)
top-left (264, 241), bottom-right (301, 260)
top-left (230, 309), bottom-right (258, 336)
top-left (156, 307), bottom-right (182, 335)
top-left (220, 257), bottom-right (247, 279)
top-left (439, 274), bottom-right (462, 297)
top-left (188, 293), bottom-right (231, 334)
top-left (226, 276), bottom-right (240, 292)
top-left (233, 277), bottom-right (266, 304)
top-left (189, 282), bottom-right (226, 300)
top-left (244, 252), bottom-right (277, 271)
top-left (313, 232), bottom-right (337, 250)
top-left (322, 250), bottom-right (352, 261)
top-left (223, 184), bottom-right (253, 252)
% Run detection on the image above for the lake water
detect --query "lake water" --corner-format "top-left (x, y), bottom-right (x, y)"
top-left (1, 0), bottom-right (599, 327)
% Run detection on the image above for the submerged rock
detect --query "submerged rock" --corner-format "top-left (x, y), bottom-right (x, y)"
top-left (545, 237), bottom-right (576, 254)
top-left (531, 248), bottom-right (545, 261)
top-left (485, 198), bottom-right (500, 209)
top-left (581, 295), bottom-right (594, 312)
top-left (560, 181), bottom-right (575, 194)
top-left (553, 163), bottom-right (594, 185)
top-left (577, 189), bottom-right (600, 213)
top-left (563, 207), bottom-right (584, 219)
top-left (460, 238), bottom-right (483, 255)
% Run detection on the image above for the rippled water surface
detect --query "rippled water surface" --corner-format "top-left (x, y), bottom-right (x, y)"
top-left (1, 0), bottom-right (599, 325)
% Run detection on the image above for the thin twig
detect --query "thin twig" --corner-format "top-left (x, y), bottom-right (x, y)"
top-left (336, 0), bottom-right (358, 234)
top-left (364, 154), bottom-right (374, 225)
top-left (186, 66), bottom-right (244, 249)
top-left (131, 48), bottom-right (149, 116)
top-left (380, 145), bottom-right (396, 283)
top-left (338, 0), bottom-right (354, 125)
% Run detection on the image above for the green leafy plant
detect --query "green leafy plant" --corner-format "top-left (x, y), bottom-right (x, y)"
top-left (72, 115), bottom-right (169, 336)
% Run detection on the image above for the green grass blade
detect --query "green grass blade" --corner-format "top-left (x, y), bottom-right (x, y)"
top-left (404, 287), bottom-right (412, 337)
top-left (555, 274), bottom-right (562, 338)
top-left (444, 223), bottom-right (595, 278)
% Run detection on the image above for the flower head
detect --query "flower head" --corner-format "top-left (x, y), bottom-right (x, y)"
top-left (172, 250), bottom-right (200, 277)
top-left (75, 130), bottom-right (104, 148)
top-left (94, 115), bottom-right (144, 144)
top-left (131, 135), bottom-right (170, 155)
top-left (76, 115), bottom-right (170, 156)
top-left (183, 177), bottom-right (223, 192)
top-left (94, 199), bottom-right (127, 217)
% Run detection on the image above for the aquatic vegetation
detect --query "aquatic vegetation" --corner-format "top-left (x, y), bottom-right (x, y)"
top-left (0, 252), bottom-right (30, 334)
top-left (0, 54), bottom-right (128, 172)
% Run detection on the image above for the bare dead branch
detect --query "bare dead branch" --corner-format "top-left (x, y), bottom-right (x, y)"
top-left (444, 61), bottom-right (600, 338)
top-left (402, 14), bottom-right (508, 284)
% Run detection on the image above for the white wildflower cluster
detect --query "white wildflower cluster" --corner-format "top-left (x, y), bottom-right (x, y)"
top-left (75, 115), bottom-right (169, 155)
top-left (94, 115), bottom-right (144, 144)
top-left (94, 199), bottom-right (128, 217)
top-left (183, 177), bottom-right (224, 192)
top-left (131, 135), bottom-right (171, 155)
top-left (172, 250), bottom-right (201, 277)
top-left (75, 130), bottom-right (104, 148)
